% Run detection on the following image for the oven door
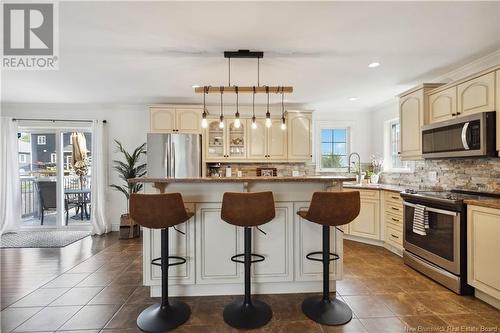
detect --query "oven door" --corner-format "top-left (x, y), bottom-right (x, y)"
top-left (403, 202), bottom-right (460, 274)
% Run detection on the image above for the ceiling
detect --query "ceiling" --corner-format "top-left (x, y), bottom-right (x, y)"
top-left (2, 1), bottom-right (500, 112)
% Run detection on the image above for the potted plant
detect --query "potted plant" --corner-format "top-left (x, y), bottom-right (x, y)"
top-left (110, 140), bottom-right (146, 239)
top-left (370, 153), bottom-right (384, 184)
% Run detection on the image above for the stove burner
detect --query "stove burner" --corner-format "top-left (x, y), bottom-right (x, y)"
top-left (404, 189), bottom-right (418, 194)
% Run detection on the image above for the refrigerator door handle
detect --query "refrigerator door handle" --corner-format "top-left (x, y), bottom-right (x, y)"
top-left (172, 141), bottom-right (176, 177)
top-left (165, 136), bottom-right (171, 177)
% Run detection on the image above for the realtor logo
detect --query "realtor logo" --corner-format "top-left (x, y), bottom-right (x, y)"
top-left (2, 2), bottom-right (59, 70)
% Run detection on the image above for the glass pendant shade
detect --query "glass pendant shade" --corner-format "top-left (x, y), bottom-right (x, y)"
top-left (280, 117), bottom-right (286, 130)
top-left (219, 115), bottom-right (224, 129)
top-left (234, 111), bottom-right (241, 129)
top-left (201, 111), bottom-right (208, 128)
top-left (265, 112), bottom-right (272, 128)
top-left (251, 116), bottom-right (257, 129)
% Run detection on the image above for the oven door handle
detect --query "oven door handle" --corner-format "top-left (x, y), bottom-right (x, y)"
top-left (403, 201), bottom-right (458, 216)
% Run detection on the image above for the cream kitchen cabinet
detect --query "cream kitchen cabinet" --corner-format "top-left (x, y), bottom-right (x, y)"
top-left (150, 107), bottom-right (202, 133)
top-left (205, 118), bottom-right (248, 161)
top-left (247, 118), bottom-right (287, 161)
top-left (383, 191), bottom-right (404, 251)
top-left (429, 86), bottom-right (457, 123)
top-left (345, 189), bottom-right (380, 240)
top-left (467, 205), bottom-right (500, 307)
top-left (287, 111), bottom-right (312, 161)
top-left (458, 72), bottom-right (496, 116)
top-left (495, 70), bottom-right (500, 156)
top-left (399, 84), bottom-right (441, 160)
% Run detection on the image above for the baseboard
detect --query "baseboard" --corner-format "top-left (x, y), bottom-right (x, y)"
top-left (475, 289), bottom-right (500, 310)
top-left (149, 281), bottom-right (337, 297)
top-left (344, 234), bottom-right (403, 258)
top-left (383, 243), bottom-right (404, 257)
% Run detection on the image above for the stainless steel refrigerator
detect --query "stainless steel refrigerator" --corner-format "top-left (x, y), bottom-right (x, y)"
top-left (147, 133), bottom-right (202, 177)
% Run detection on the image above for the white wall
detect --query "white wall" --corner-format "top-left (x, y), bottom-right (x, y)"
top-left (2, 103), bottom-right (148, 230)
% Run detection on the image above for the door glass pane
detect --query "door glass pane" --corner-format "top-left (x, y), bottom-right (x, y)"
top-left (206, 120), bottom-right (224, 159)
top-left (227, 120), bottom-right (245, 158)
top-left (18, 132), bottom-right (58, 226)
top-left (63, 132), bottom-right (92, 224)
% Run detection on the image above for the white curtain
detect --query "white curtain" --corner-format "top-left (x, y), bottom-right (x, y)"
top-left (0, 117), bottom-right (21, 234)
top-left (90, 120), bottom-right (111, 235)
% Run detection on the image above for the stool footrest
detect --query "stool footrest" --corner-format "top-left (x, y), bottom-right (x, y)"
top-left (231, 253), bottom-right (265, 264)
top-left (151, 256), bottom-right (187, 267)
top-left (306, 251), bottom-right (339, 262)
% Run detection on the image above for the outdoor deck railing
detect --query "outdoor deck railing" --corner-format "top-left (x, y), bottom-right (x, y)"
top-left (20, 175), bottom-right (91, 218)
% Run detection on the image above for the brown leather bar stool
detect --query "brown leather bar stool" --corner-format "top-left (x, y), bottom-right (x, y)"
top-left (297, 191), bottom-right (360, 326)
top-left (129, 193), bottom-right (193, 333)
top-left (220, 191), bottom-right (276, 330)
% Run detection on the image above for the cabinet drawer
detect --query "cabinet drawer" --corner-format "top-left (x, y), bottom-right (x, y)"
top-left (384, 191), bottom-right (402, 203)
top-left (344, 188), bottom-right (380, 199)
top-left (385, 202), bottom-right (403, 217)
top-left (386, 225), bottom-right (403, 249)
top-left (386, 212), bottom-right (403, 230)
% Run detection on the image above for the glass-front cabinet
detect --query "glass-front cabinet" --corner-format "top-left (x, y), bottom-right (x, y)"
top-left (205, 118), bottom-right (247, 161)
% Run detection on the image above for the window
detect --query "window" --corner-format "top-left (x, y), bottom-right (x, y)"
top-left (19, 154), bottom-right (27, 163)
top-left (50, 153), bottom-right (56, 163)
top-left (385, 119), bottom-right (411, 172)
top-left (65, 155), bottom-right (72, 170)
top-left (37, 135), bottom-right (46, 145)
top-left (319, 128), bottom-right (349, 170)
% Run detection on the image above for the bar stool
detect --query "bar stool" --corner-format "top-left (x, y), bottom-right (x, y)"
top-left (129, 193), bottom-right (193, 333)
top-left (297, 191), bottom-right (360, 326)
top-left (220, 191), bottom-right (276, 330)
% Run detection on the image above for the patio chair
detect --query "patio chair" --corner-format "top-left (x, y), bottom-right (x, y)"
top-left (35, 181), bottom-right (56, 225)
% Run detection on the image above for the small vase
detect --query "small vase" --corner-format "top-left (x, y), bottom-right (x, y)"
top-left (370, 174), bottom-right (380, 184)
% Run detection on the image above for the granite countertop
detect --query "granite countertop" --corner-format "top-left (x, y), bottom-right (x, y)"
top-left (464, 198), bottom-right (500, 210)
top-left (343, 182), bottom-right (408, 193)
top-left (128, 176), bottom-right (357, 184)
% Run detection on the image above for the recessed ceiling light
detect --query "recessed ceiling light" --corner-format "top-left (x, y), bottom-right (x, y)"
top-left (368, 62), bottom-right (380, 68)
top-left (348, 97), bottom-right (358, 101)
top-left (192, 85), bottom-right (200, 88)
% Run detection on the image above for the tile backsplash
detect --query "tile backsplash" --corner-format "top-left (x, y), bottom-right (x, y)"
top-left (380, 158), bottom-right (500, 193)
top-left (208, 162), bottom-right (316, 177)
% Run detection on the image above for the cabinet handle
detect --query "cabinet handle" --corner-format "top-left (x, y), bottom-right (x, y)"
top-left (391, 217), bottom-right (400, 222)
top-left (391, 207), bottom-right (400, 211)
top-left (452, 113), bottom-right (457, 116)
top-left (457, 112), bottom-right (461, 115)
top-left (391, 196), bottom-right (399, 200)
top-left (390, 234), bottom-right (399, 239)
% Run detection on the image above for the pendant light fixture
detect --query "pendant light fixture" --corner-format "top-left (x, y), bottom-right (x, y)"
top-left (234, 86), bottom-right (241, 129)
top-left (251, 86), bottom-right (257, 129)
top-left (280, 87), bottom-right (286, 130)
top-left (265, 86), bottom-right (272, 128)
top-left (219, 88), bottom-right (224, 129)
top-left (201, 86), bottom-right (208, 129)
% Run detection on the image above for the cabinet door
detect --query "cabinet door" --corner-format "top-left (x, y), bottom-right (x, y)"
top-left (458, 72), bottom-right (495, 116)
top-left (150, 108), bottom-right (176, 132)
top-left (467, 205), bottom-right (500, 300)
top-left (267, 119), bottom-right (287, 160)
top-left (205, 119), bottom-right (226, 161)
top-left (247, 119), bottom-right (267, 160)
top-left (195, 203), bottom-right (242, 284)
top-left (348, 198), bottom-right (380, 240)
top-left (176, 108), bottom-right (201, 133)
top-left (429, 87), bottom-right (457, 123)
top-left (287, 113), bottom-right (312, 161)
top-left (496, 71), bottom-right (500, 156)
top-left (399, 90), bottom-right (423, 159)
top-left (294, 203), bottom-right (343, 282)
top-left (226, 119), bottom-right (247, 160)
top-left (252, 203), bottom-right (293, 282)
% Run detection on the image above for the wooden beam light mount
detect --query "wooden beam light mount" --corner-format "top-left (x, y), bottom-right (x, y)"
top-left (195, 86), bottom-right (293, 94)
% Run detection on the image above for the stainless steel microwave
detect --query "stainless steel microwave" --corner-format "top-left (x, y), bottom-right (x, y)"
top-left (421, 112), bottom-right (496, 159)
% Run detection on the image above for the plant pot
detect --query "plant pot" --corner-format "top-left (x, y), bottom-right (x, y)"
top-left (370, 174), bottom-right (380, 184)
top-left (119, 213), bottom-right (140, 239)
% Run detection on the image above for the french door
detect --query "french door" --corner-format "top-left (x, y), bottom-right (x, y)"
top-left (17, 124), bottom-right (93, 230)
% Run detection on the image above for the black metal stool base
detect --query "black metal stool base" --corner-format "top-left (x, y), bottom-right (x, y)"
top-left (302, 296), bottom-right (352, 326)
top-left (137, 301), bottom-right (191, 333)
top-left (223, 299), bottom-right (272, 330)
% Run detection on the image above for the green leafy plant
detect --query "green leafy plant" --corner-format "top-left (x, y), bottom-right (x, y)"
top-left (110, 140), bottom-right (147, 208)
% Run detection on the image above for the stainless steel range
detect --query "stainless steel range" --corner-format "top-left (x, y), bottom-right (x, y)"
top-left (400, 189), bottom-right (493, 295)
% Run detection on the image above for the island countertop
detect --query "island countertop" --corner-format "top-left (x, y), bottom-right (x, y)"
top-left (128, 175), bottom-right (356, 184)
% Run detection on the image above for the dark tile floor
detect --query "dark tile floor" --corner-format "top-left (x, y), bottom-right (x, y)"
top-left (1, 234), bottom-right (499, 332)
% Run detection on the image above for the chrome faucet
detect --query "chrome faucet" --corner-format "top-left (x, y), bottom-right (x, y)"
top-left (348, 152), bottom-right (362, 184)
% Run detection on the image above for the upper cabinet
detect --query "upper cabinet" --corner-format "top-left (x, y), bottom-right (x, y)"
top-left (150, 106), bottom-right (202, 134)
top-left (429, 87), bottom-right (457, 123)
top-left (287, 112), bottom-right (312, 161)
top-left (205, 118), bottom-right (248, 161)
top-left (458, 72), bottom-right (496, 116)
top-left (399, 88), bottom-right (427, 160)
top-left (247, 118), bottom-right (287, 161)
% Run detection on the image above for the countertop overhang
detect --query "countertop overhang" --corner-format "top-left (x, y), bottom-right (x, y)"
top-left (128, 176), bottom-right (356, 184)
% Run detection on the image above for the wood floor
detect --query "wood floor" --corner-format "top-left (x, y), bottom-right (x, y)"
top-left (1, 233), bottom-right (499, 333)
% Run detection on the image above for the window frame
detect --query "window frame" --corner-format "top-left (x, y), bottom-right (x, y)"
top-left (315, 122), bottom-right (351, 173)
top-left (384, 118), bottom-right (412, 173)
top-left (37, 135), bottom-right (46, 145)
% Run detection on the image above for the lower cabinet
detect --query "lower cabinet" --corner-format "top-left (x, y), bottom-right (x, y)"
top-left (467, 205), bottom-right (500, 303)
top-left (343, 189), bottom-right (380, 240)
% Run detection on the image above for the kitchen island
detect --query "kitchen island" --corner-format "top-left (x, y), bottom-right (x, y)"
top-left (129, 176), bottom-right (356, 297)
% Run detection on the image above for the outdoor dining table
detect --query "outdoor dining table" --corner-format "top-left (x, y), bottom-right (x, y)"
top-left (64, 188), bottom-right (91, 220)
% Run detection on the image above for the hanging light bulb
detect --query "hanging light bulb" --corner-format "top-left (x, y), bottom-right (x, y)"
top-left (265, 86), bottom-right (272, 128)
top-left (201, 86), bottom-right (208, 128)
top-left (251, 87), bottom-right (257, 129)
top-left (234, 86), bottom-right (241, 128)
top-left (219, 88), bottom-right (224, 129)
top-left (280, 87), bottom-right (286, 130)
